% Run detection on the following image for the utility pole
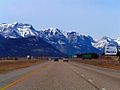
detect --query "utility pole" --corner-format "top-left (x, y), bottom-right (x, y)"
top-left (118, 55), bottom-right (120, 63)
top-left (117, 46), bottom-right (120, 63)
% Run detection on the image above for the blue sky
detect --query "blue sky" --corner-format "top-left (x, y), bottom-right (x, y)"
top-left (0, 0), bottom-right (120, 39)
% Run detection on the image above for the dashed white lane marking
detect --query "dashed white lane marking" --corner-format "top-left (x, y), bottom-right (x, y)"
top-left (72, 69), bottom-right (80, 74)
top-left (88, 79), bottom-right (93, 82)
top-left (101, 88), bottom-right (107, 90)
top-left (81, 74), bottom-right (85, 77)
top-left (70, 64), bottom-right (108, 90)
top-left (70, 67), bottom-right (100, 90)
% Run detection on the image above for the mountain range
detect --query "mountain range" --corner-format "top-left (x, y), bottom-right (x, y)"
top-left (0, 22), bottom-right (119, 57)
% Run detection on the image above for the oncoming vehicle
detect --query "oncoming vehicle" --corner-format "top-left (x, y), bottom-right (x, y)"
top-left (105, 44), bottom-right (117, 56)
top-left (63, 58), bottom-right (68, 62)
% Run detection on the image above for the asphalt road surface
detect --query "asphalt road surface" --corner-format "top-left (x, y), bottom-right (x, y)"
top-left (0, 60), bottom-right (120, 90)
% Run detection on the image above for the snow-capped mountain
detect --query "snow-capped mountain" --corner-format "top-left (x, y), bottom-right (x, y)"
top-left (0, 23), bottom-right (65, 57)
top-left (39, 28), bottom-right (74, 55)
top-left (39, 28), bottom-right (101, 55)
top-left (67, 32), bottom-right (95, 45)
top-left (93, 37), bottom-right (113, 49)
top-left (0, 22), bottom-right (38, 38)
top-left (93, 36), bottom-right (119, 55)
top-left (93, 36), bottom-right (118, 49)
top-left (115, 37), bottom-right (120, 46)
top-left (67, 32), bottom-right (100, 54)
top-left (39, 28), bottom-right (67, 45)
top-left (1, 22), bottom-right (119, 56)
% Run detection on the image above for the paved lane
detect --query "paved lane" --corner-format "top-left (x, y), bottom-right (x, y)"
top-left (69, 62), bottom-right (120, 90)
top-left (5, 61), bottom-right (97, 90)
top-left (0, 61), bottom-right (51, 90)
top-left (0, 61), bottom-right (120, 90)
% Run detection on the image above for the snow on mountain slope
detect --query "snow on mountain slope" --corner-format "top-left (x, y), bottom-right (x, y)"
top-left (38, 28), bottom-right (74, 55)
top-left (93, 36), bottom-right (114, 48)
top-left (0, 22), bottom-right (38, 38)
top-left (115, 37), bottom-right (120, 46)
top-left (2, 22), bottom-right (120, 56)
top-left (39, 28), bottom-right (68, 45)
top-left (67, 32), bottom-right (95, 45)
top-left (39, 28), bottom-right (100, 55)
top-left (66, 32), bottom-right (100, 54)
top-left (0, 23), bottom-right (65, 57)
top-left (93, 36), bottom-right (119, 55)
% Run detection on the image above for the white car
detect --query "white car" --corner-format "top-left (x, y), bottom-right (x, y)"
top-left (63, 58), bottom-right (68, 62)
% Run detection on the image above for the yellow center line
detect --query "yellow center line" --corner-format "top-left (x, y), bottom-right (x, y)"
top-left (0, 65), bottom-right (48, 90)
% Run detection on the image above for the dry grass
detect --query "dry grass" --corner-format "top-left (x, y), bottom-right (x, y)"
top-left (71, 56), bottom-right (120, 70)
top-left (0, 59), bottom-right (48, 73)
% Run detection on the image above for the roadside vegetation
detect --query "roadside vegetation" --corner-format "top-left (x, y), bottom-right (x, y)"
top-left (71, 56), bottom-right (120, 70)
top-left (0, 58), bottom-right (48, 73)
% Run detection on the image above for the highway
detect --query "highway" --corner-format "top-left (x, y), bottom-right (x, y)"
top-left (0, 60), bottom-right (120, 90)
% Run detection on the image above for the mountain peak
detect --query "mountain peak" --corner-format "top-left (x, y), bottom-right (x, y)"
top-left (42, 28), bottom-right (64, 37)
top-left (100, 36), bottom-right (112, 41)
top-left (47, 28), bottom-right (62, 35)
top-left (0, 22), bottom-right (37, 38)
top-left (115, 36), bottom-right (120, 46)
top-left (67, 32), bottom-right (79, 36)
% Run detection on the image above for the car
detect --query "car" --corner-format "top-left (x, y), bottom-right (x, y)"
top-left (63, 58), bottom-right (68, 62)
top-left (54, 58), bottom-right (59, 62)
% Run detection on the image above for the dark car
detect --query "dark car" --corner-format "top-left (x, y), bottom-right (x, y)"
top-left (54, 58), bottom-right (59, 62)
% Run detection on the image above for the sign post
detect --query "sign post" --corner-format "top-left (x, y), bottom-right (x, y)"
top-left (118, 55), bottom-right (120, 63)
